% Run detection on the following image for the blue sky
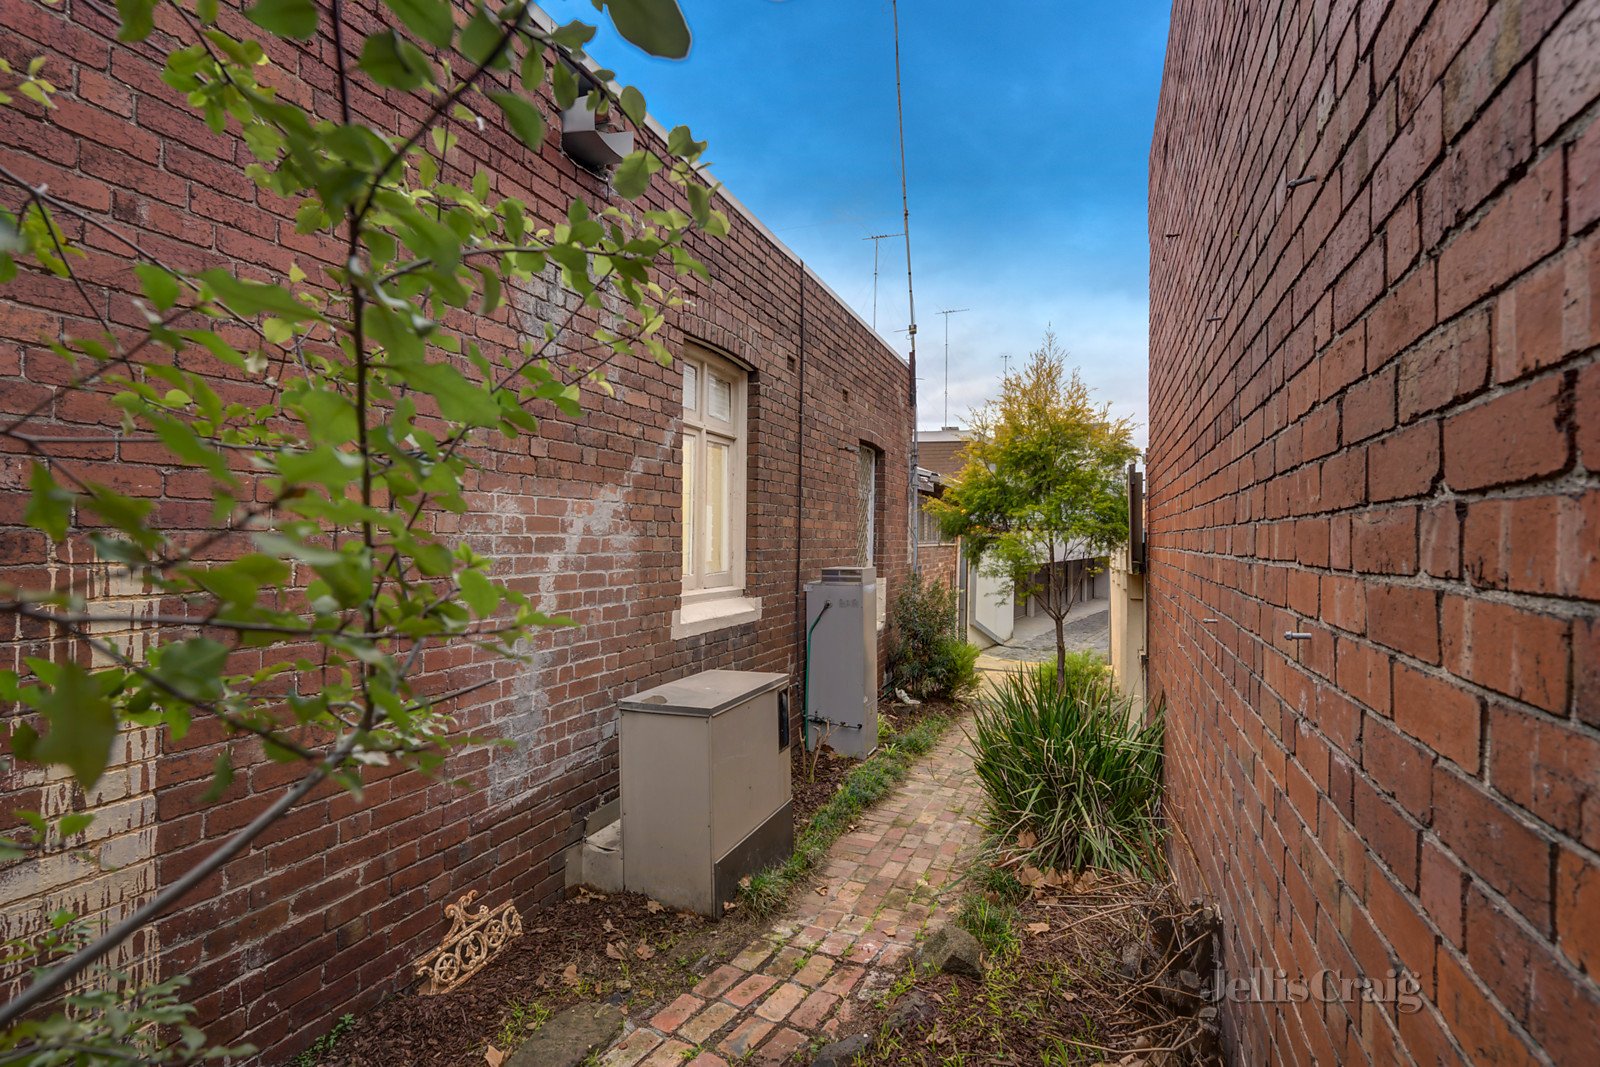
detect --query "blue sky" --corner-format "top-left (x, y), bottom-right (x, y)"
top-left (573, 1), bottom-right (1172, 447)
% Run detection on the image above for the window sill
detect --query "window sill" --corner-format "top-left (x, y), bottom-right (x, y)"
top-left (672, 594), bottom-right (762, 639)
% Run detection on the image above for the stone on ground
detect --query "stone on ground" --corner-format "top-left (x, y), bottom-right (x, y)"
top-left (505, 1002), bottom-right (624, 1067)
top-left (811, 1032), bottom-right (873, 1066)
top-left (913, 922), bottom-right (985, 979)
top-left (886, 988), bottom-right (938, 1033)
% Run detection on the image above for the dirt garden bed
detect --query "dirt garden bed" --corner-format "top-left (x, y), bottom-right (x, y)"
top-left (313, 698), bottom-right (962, 1067)
top-left (847, 859), bottom-right (1223, 1067)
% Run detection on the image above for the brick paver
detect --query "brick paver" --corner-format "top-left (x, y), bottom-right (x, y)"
top-left (601, 721), bottom-right (984, 1064)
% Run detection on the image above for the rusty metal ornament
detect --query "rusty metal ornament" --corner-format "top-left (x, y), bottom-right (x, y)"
top-left (413, 891), bottom-right (523, 995)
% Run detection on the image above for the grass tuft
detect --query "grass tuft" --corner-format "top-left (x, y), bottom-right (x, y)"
top-left (739, 709), bottom-right (957, 917)
top-left (971, 654), bottom-right (1165, 878)
top-left (956, 891), bottom-right (1020, 962)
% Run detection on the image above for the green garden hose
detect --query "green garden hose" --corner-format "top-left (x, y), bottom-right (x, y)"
top-left (801, 601), bottom-right (831, 751)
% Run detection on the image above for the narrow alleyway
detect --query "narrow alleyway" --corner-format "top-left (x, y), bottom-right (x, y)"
top-left (597, 722), bottom-right (987, 1066)
top-left (980, 595), bottom-right (1110, 668)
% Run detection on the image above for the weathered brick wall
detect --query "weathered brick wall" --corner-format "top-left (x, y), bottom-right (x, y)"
top-left (1149, 0), bottom-right (1598, 1063)
top-left (0, 1), bottom-right (911, 1059)
top-left (918, 542), bottom-right (959, 594)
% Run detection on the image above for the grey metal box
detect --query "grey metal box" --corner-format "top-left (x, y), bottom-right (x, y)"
top-left (617, 670), bottom-right (793, 916)
top-left (804, 566), bottom-right (878, 759)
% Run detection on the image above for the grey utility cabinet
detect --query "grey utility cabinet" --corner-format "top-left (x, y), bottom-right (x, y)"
top-left (617, 670), bottom-right (793, 916)
top-left (804, 566), bottom-right (878, 759)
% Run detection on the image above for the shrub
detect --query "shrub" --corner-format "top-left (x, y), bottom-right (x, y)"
top-left (971, 664), bottom-right (1165, 878)
top-left (1030, 649), bottom-right (1115, 697)
top-left (888, 572), bottom-right (980, 699)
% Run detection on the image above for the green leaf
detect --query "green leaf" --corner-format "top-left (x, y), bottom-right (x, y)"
top-left (277, 445), bottom-right (363, 489)
top-left (460, 5), bottom-right (511, 69)
top-left (392, 360), bottom-right (500, 427)
top-left (152, 638), bottom-right (229, 706)
top-left (667, 124), bottom-right (705, 160)
top-left (458, 568), bottom-right (498, 616)
top-left (519, 46), bottom-right (545, 92)
top-left (115, 0), bottom-right (157, 41)
top-left (603, 0), bottom-right (691, 59)
top-left (619, 85), bottom-right (646, 125)
top-left (360, 29), bottom-right (432, 90)
top-left (382, 0), bottom-right (454, 48)
top-left (548, 19), bottom-right (596, 50)
top-left (24, 462), bottom-right (71, 542)
top-left (551, 60), bottom-right (579, 110)
top-left (488, 91), bottom-right (546, 152)
top-left (611, 150), bottom-right (657, 199)
top-left (202, 750), bottom-right (235, 803)
top-left (686, 182), bottom-right (712, 226)
top-left (14, 662), bottom-right (119, 790)
top-left (133, 264), bottom-right (181, 311)
top-left (244, 0), bottom-right (319, 39)
top-left (197, 269), bottom-right (324, 322)
top-left (57, 812), bottom-right (94, 837)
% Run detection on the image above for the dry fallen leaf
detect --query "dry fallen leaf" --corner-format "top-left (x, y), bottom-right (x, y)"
top-left (1016, 830), bottom-right (1038, 849)
top-left (1026, 921), bottom-right (1050, 934)
top-left (603, 919), bottom-right (617, 934)
top-left (722, 900), bottom-right (738, 913)
top-left (605, 941), bottom-right (625, 960)
top-left (815, 885), bottom-right (829, 897)
top-left (634, 942), bottom-right (656, 960)
top-left (644, 899), bottom-right (665, 914)
top-left (485, 1044), bottom-right (505, 1067)
top-left (560, 963), bottom-right (579, 987)
top-left (1019, 866), bottom-right (1046, 887)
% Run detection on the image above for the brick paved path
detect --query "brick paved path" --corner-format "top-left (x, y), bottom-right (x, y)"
top-left (598, 721), bottom-right (986, 1066)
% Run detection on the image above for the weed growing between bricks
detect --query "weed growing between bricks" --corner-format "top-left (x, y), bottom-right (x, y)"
top-left (738, 700), bottom-right (964, 918)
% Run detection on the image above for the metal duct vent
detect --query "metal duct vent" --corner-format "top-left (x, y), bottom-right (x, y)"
top-left (560, 102), bottom-right (633, 171)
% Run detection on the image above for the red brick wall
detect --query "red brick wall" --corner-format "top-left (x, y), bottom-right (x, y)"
top-left (918, 542), bottom-right (959, 594)
top-left (1148, 1), bottom-right (1599, 1063)
top-left (0, 2), bottom-right (911, 1059)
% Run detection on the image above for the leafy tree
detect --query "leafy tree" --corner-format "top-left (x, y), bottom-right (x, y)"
top-left (930, 330), bottom-right (1138, 686)
top-left (0, 0), bottom-right (721, 1059)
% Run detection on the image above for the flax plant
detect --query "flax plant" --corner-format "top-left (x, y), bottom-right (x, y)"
top-left (970, 660), bottom-right (1165, 878)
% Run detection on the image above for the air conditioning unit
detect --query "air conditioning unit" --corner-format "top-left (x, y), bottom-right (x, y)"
top-left (804, 566), bottom-right (878, 759)
top-left (616, 670), bottom-right (793, 916)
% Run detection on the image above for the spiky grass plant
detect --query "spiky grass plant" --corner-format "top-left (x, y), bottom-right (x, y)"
top-left (970, 660), bottom-right (1165, 878)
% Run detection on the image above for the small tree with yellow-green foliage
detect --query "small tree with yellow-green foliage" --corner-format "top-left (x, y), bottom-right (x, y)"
top-left (929, 330), bottom-right (1138, 686)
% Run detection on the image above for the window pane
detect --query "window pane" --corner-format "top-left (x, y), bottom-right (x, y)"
top-left (859, 447), bottom-right (877, 565)
top-left (708, 374), bottom-right (731, 421)
top-left (705, 440), bottom-right (729, 575)
top-left (684, 362), bottom-right (698, 413)
top-left (682, 435), bottom-right (697, 577)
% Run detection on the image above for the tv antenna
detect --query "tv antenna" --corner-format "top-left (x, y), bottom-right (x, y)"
top-left (938, 308), bottom-right (969, 428)
top-left (862, 231), bottom-right (904, 331)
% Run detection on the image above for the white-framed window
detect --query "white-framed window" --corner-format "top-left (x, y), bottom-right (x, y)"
top-left (680, 345), bottom-right (747, 597)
